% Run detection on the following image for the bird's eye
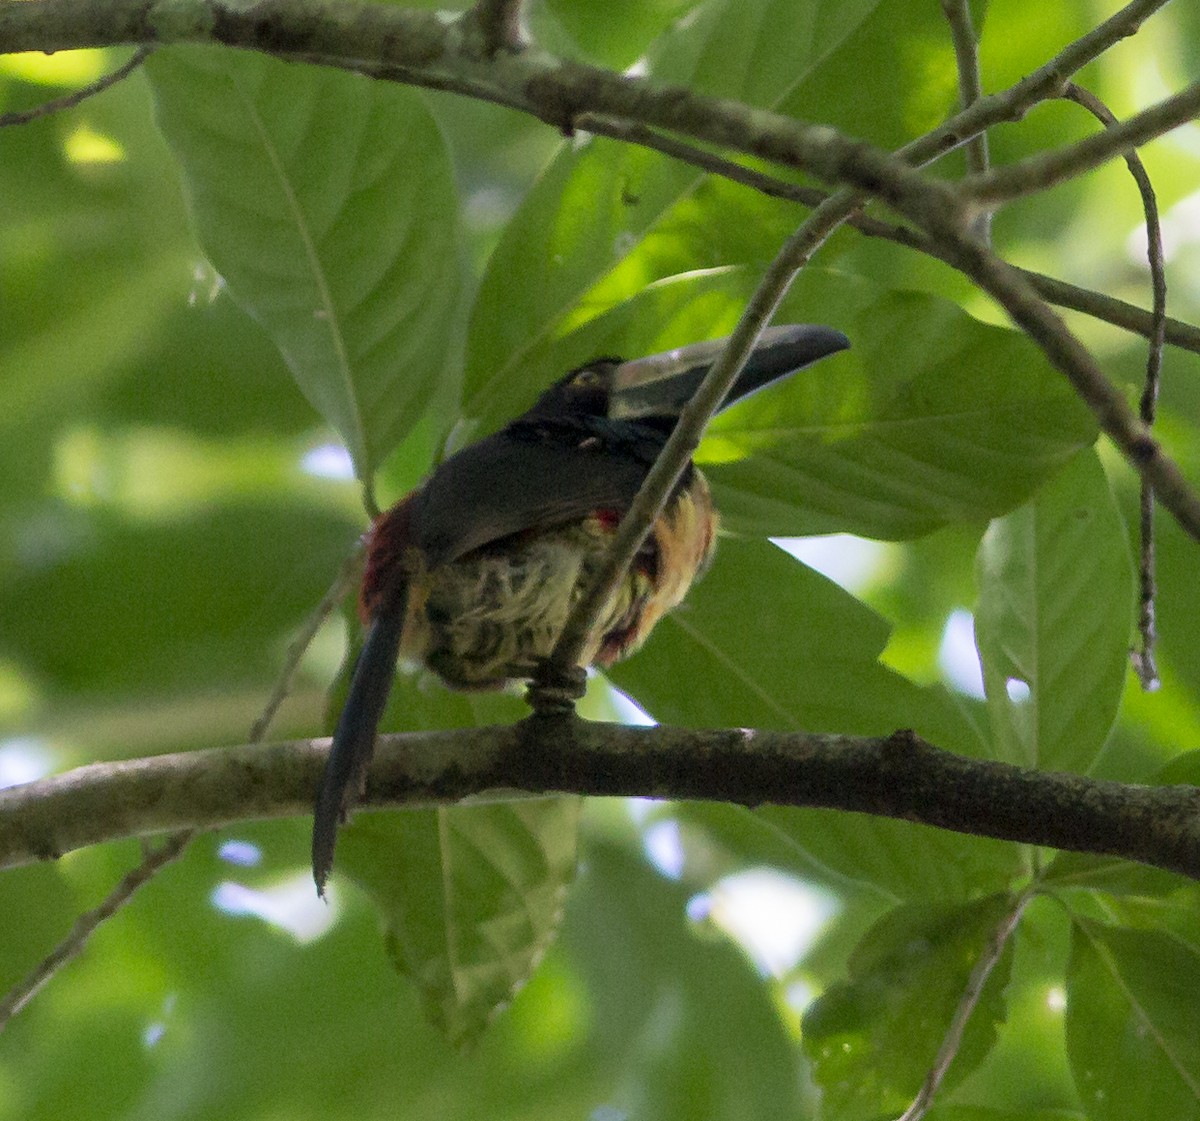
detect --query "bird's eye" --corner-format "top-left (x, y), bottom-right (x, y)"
top-left (572, 368), bottom-right (601, 387)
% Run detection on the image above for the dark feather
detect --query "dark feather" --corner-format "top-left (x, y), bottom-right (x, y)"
top-left (312, 609), bottom-right (405, 895)
top-left (412, 417), bottom-right (668, 567)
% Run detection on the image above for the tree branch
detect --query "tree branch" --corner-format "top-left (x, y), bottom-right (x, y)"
top-left (575, 113), bottom-right (1200, 356)
top-left (4, 722), bottom-right (1200, 883)
top-left (963, 81), bottom-right (1200, 206)
top-left (940, 0), bottom-right (991, 242)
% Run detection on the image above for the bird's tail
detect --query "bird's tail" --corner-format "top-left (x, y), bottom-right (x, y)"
top-left (312, 609), bottom-right (404, 895)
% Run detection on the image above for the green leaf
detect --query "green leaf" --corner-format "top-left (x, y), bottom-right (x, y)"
top-left (802, 894), bottom-right (1019, 1120)
top-left (612, 535), bottom-right (1020, 901)
top-left (608, 535), bottom-right (971, 741)
top-left (332, 673), bottom-right (574, 1049)
top-left (146, 47), bottom-right (461, 480)
top-left (339, 797), bottom-right (582, 1049)
top-left (463, 0), bottom-right (879, 428)
top-left (974, 449), bottom-right (1133, 772)
top-left (1067, 920), bottom-right (1200, 1120)
top-left (703, 273), bottom-right (1098, 540)
top-left (755, 806), bottom-right (1022, 904)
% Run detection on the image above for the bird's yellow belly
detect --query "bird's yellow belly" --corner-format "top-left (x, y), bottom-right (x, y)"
top-left (400, 475), bottom-right (717, 689)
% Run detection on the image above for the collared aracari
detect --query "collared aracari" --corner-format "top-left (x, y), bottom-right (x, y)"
top-left (312, 324), bottom-right (850, 892)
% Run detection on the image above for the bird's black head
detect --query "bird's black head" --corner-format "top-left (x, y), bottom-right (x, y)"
top-left (525, 358), bottom-right (625, 422)
top-left (525, 325), bottom-right (850, 427)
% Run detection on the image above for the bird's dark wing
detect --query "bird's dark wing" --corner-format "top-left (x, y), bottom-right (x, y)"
top-left (413, 419), bottom-right (660, 568)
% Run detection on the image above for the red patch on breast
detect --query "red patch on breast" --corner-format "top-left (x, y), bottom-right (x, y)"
top-left (593, 508), bottom-right (623, 532)
top-left (360, 494), bottom-right (416, 619)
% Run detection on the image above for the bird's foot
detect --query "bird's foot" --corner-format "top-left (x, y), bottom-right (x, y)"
top-left (526, 661), bottom-right (587, 715)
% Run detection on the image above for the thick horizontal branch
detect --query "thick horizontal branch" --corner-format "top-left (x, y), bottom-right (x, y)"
top-left (4, 720), bottom-right (1200, 884)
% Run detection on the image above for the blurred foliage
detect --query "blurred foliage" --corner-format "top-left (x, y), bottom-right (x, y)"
top-left (1, 0), bottom-right (1199, 1118)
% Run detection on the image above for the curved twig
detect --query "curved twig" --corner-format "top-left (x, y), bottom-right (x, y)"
top-left (0, 45), bottom-right (153, 127)
top-left (1063, 83), bottom-right (1166, 691)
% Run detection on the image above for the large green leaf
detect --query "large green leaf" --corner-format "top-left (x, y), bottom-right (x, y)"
top-left (462, 0), bottom-right (881, 430)
top-left (974, 449), bottom-right (1133, 772)
top-left (755, 806), bottom-right (1022, 904)
top-left (672, 798), bottom-right (1020, 906)
top-left (802, 894), bottom-right (1019, 1120)
top-left (332, 673), bottom-right (577, 1048)
top-left (339, 797), bottom-right (582, 1049)
top-left (146, 47), bottom-right (461, 480)
top-left (703, 273), bottom-right (1097, 540)
top-left (609, 534), bottom-right (974, 742)
top-left (1066, 920), bottom-right (1200, 1121)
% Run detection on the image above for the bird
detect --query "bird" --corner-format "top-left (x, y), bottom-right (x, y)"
top-left (312, 324), bottom-right (850, 893)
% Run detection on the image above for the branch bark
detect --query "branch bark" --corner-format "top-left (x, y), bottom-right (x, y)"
top-left (5, 722), bottom-right (1200, 883)
top-left (964, 81), bottom-right (1200, 206)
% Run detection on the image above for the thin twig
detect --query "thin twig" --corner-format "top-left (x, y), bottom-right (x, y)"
top-left (940, 0), bottom-right (991, 242)
top-left (1012, 267), bottom-right (1198, 355)
top-left (0, 544), bottom-right (362, 1030)
top-left (1063, 84), bottom-right (1165, 692)
top-left (538, 194), bottom-right (857, 696)
top-left (963, 81), bottom-right (1200, 206)
top-left (249, 540), bottom-right (365, 741)
top-left (0, 831), bottom-right (189, 1032)
top-left (895, 890), bottom-right (1033, 1121)
top-left (887, 0), bottom-right (1173, 170)
top-left (0, 45), bottom-right (153, 127)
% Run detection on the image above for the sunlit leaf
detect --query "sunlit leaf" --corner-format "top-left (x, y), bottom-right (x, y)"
top-left (974, 449), bottom-right (1133, 772)
top-left (147, 47), bottom-right (461, 480)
